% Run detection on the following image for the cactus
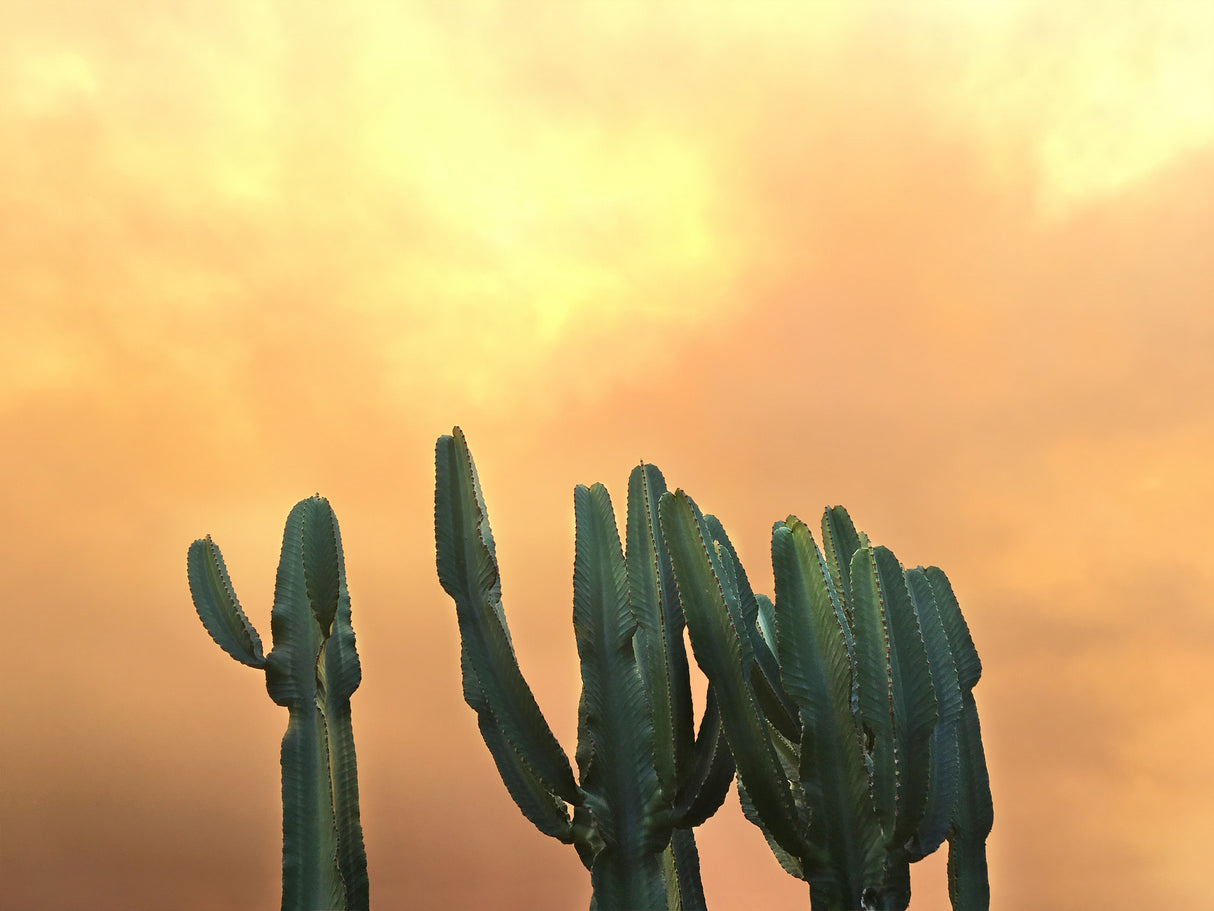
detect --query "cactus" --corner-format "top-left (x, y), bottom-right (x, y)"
top-left (660, 495), bottom-right (991, 911)
top-left (187, 496), bottom-right (369, 911)
top-left (434, 427), bottom-right (734, 911)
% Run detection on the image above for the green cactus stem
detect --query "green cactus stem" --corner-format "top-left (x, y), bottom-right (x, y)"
top-left (187, 496), bottom-right (368, 911)
top-left (660, 494), bottom-right (991, 911)
top-left (435, 428), bottom-right (733, 911)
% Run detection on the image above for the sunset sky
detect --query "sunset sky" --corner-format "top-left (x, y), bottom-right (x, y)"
top-left (3, 2), bottom-right (1214, 909)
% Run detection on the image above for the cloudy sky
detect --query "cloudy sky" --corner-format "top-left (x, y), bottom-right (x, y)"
top-left (3, 2), bottom-right (1213, 909)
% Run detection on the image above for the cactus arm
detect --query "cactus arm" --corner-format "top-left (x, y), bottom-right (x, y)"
top-left (872, 548), bottom-right (937, 851)
top-left (625, 463), bottom-right (692, 803)
top-left (706, 517), bottom-right (800, 741)
top-left (187, 537), bottom-right (266, 668)
top-left (572, 482), bottom-right (668, 911)
top-left (744, 591), bottom-right (806, 744)
top-left (772, 518), bottom-right (885, 904)
top-left (711, 533), bottom-right (792, 742)
top-left (434, 429), bottom-right (581, 825)
top-left (948, 698), bottom-right (993, 911)
top-left (659, 490), bottom-right (810, 864)
top-left (673, 685), bottom-right (735, 827)
top-left (926, 567), bottom-right (982, 691)
top-left (737, 776), bottom-right (805, 880)
top-left (904, 567), bottom-right (963, 859)
top-left (667, 827), bottom-right (708, 911)
top-left (461, 654), bottom-right (576, 842)
top-left (820, 507), bottom-right (862, 627)
top-left (926, 567), bottom-right (992, 911)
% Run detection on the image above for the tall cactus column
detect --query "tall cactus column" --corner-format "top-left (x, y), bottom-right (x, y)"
top-left (187, 496), bottom-right (369, 911)
top-left (435, 427), bottom-right (734, 911)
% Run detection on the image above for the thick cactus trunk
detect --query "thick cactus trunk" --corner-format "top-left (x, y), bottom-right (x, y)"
top-left (187, 497), bottom-right (368, 911)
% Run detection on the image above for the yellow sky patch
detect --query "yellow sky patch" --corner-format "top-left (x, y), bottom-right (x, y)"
top-left (938, 1), bottom-right (1214, 219)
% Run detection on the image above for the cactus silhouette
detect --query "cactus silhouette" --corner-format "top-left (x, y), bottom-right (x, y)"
top-left (187, 496), bottom-right (369, 911)
top-left (435, 427), bottom-right (733, 910)
top-left (660, 494), bottom-right (991, 911)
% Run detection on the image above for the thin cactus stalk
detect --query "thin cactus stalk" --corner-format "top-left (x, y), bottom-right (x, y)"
top-left (435, 428), bottom-right (734, 911)
top-left (660, 494), bottom-right (991, 911)
top-left (187, 496), bottom-right (369, 911)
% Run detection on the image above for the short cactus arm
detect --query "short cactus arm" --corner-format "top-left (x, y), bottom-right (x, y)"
top-left (187, 537), bottom-right (266, 669)
top-left (927, 567), bottom-right (982, 692)
top-left (434, 429), bottom-right (579, 839)
top-left (820, 506), bottom-right (863, 627)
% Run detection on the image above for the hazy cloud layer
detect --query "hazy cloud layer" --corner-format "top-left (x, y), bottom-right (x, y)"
top-left (3, 3), bottom-right (1213, 909)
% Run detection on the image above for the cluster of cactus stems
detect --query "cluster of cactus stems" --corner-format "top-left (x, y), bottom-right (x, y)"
top-left (660, 495), bottom-right (992, 910)
top-left (187, 496), bottom-right (368, 911)
top-left (185, 431), bottom-right (990, 911)
top-left (435, 428), bottom-right (991, 911)
top-left (435, 427), bottom-right (735, 911)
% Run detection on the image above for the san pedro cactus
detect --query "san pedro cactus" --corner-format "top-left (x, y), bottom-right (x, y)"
top-left (659, 495), bottom-right (991, 911)
top-left (434, 428), bottom-right (734, 911)
top-left (187, 496), bottom-right (369, 911)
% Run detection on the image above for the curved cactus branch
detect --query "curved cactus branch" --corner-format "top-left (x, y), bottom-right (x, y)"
top-left (188, 538), bottom-right (266, 669)
top-left (434, 428), bottom-right (580, 839)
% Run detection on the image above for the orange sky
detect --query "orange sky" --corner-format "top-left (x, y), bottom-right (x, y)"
top-left (3, 3), bottom-right (1214, 909)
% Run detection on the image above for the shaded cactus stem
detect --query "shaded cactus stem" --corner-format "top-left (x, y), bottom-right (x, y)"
top-left (435, 428), bottom-right (735, 911)
top-left (187, 496), bottom-right (369, 911)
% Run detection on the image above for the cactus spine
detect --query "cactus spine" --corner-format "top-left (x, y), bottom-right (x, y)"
top-left (187, 496), bottom-right (369, 911)
top-left (660, 495), bottom-right (991, 910)
top-left (435, 428), bottom-right (734, 911)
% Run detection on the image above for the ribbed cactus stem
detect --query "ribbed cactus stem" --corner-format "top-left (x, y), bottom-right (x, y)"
top-left (187, 496), bottom-right (368, 911)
